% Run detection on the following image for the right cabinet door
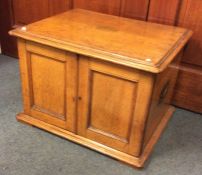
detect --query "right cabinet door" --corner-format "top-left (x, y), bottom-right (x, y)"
top-left (77, 56), bottom-right (154, 156)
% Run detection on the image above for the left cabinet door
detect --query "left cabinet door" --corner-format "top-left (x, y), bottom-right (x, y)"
top-left (18, 39), bottom-right (78, 132)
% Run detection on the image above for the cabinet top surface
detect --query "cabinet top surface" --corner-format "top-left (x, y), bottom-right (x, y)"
top-left (10, 9), bottom-right (192, 73)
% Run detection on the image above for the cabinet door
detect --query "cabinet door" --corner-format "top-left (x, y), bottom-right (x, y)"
top-left (18, 40), bottom-right (77, 132)
top-left (77, 56), bottom-right (154, 156)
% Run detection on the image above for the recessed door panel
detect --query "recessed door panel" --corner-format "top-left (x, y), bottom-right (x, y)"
top-left (31, 53), bottom-right (65, 120)
top-left (89, 71), bottom-right (136, 142)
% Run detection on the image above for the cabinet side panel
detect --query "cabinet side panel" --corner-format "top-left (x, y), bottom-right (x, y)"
top-left (143, 52), bottom-right (182, 147)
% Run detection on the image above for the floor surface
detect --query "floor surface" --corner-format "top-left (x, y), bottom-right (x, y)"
top-left (0, 54), bottom-right (202, 175)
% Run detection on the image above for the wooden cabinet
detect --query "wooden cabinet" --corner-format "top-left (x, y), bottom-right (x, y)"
top-left (9, 9), bottom-right (192, 168)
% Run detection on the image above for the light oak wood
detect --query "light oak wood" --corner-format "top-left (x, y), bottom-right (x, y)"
top-left (10, 9), bottom-right (192, 168)
top-left (143, 51), bottom-right (182, 147)
top-left (18, 40), bottom-right (78, 131)
top-left (1, 1), bottom-right (199, 113)
top-left (77, 56), bottom-right (154, 156)
top-left (9, 9), bottom-right (192, 73)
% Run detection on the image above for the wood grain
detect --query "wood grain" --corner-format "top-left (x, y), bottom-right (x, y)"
top-left (89, 72), bottom-right (136, 141)
top-left (18, 40), bottom-right (78, 131)
top-left (11, 0), bottom-right (50, 26)
top-left (77, 56), bottom-right (147, 156)
top-left (78, 57), bottom-right (153, 156)
top-left (120, 0), bottom-right (150, 20)
top-left (144, 52), bottom-right (182, 147)
top-left (49, 0), bottom-right (73, 15)
top-left (73, 0), bottom-right (121, 15)
top-left (172, 63), bottom-right (202, 113)
top-left (10, 9), bottom-right (192, 73)
top-left (30, 53), bottom-right (66, 120)
top-left (148, 0), bottom-right (181, 25)
top-left (177, 0), bottom-right (202, 67)
top-left (172, 0), bottom-right (202, 113)
top-left (0, 0), bottom-right (17, 57)
top-left (11, 10), bottom-right (191, 168)
top-left (16, 105), bottom-right (175, 168)
top-left (0, 0), bottom-right (72, 57)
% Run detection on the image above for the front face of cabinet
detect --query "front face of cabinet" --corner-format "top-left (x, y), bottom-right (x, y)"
top-left (77, 56), bottom-right (154, 156)
top-left (18, 40), bottom-right (154, 157)
top-left (18, 41), bottom-right (77, 132)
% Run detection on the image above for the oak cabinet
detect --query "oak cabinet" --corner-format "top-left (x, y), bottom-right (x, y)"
top-left (10, 9), bottom-right (192, 168)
